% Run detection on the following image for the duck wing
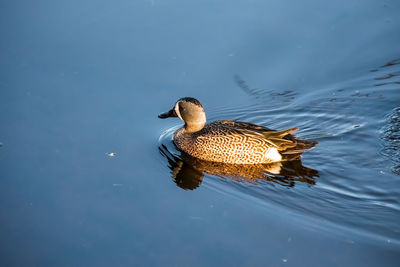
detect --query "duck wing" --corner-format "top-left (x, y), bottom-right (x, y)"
top-left (218, 120), bottom-right (273, 132)
top-left (219, 120), bottom-right (298, 137)
top-left (209, 120), bottom-right (299, 151)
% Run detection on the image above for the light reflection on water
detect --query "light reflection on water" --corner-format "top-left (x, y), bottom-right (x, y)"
top-left (159, 143), bottom-right (318, 189)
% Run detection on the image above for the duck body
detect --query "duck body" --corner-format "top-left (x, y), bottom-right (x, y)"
top-left (159, 97), bottom-right (317, 164)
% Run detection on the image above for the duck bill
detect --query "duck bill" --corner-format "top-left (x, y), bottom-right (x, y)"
top-left (158, 108), bottom-right (177, 119)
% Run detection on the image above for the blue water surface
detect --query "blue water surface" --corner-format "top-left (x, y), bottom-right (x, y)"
top-left (1, 0), bottom-right (400, 266)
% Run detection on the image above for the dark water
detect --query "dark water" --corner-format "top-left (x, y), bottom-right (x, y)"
top-left (1, 0), bottom-right (400, 266)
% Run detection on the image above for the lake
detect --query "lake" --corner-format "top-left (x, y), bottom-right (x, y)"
top-left (1, 0), bottom-right (399, 266)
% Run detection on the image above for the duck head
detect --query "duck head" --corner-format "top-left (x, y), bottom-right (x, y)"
top-left (158, 97), bottom-right (206, 132)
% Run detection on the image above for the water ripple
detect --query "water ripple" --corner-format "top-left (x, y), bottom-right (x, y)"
top-left (157, 59), bottom-right (400, 245)
top-left (380, 107), bottom-right (400, 175)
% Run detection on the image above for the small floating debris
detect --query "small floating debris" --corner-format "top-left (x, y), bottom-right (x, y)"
top-left (282, 259), bottom-right (288, 263)
top-left (107, 152), bottom-right (116, 157)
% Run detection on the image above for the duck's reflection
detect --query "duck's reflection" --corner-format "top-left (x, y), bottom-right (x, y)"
top-left (159, 145), bottom-right (318, 190)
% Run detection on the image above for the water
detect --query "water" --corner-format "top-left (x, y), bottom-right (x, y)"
top-left (1, 0), bottom-right (400, 266)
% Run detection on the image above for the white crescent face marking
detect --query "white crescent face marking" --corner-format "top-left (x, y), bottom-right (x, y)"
top-left (174, 102), bottom-right (183, 120)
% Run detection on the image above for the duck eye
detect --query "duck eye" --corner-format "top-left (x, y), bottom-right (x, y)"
top-left (179, 104), bottom-right (184, 115)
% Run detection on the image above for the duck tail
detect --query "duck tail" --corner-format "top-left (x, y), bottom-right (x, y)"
top-left (281, 140), bottom-right (318, 155)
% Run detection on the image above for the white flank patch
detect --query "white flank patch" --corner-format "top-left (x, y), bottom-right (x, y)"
top-left (265, 148), bottom-right (282, 162)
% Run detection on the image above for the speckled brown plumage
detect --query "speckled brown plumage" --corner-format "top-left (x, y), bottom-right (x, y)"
top-left (159, 97), bottom-right (317, 164)
top-left (173, 120), bottom-right (317, 164)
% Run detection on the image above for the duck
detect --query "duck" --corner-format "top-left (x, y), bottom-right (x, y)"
top-left (158, 97), bottom-right (317, 164)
